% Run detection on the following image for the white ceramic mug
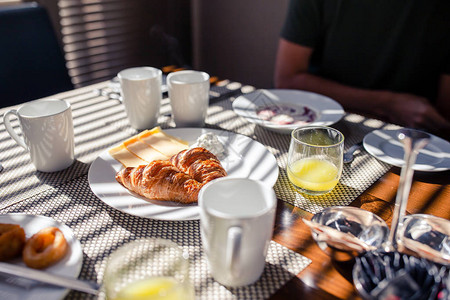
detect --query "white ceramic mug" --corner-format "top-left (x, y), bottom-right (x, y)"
top-left (167, 70), bottom-right (210, 127)
top-left (3, 99), bottom-right (74, 172)
top-left (199, 177), bottom-right (276, 287)
top-left (118, 67), bottom-right (162, 130)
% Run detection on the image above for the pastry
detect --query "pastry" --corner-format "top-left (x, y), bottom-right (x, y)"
top-left (115, 147), bottom-right (226, 203)
top-left (116, 160), bottom-right (202, 204)
top-left (0, 223), bottom-right (26, 261)
top-left (170, 147), bottom-right (227, 183)
top-left (22, 227), bottom-right (68, 269)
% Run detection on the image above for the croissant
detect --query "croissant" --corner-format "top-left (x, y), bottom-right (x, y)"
top-left (171, 147), bottom-right (227, 183)
top-left (115, 147), bottom-right (226, 203)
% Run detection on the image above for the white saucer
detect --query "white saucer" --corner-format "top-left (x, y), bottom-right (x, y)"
top-left (363, 129), bottom-right (450, 172)
top-left (232, 89), bottom-right (345, 134)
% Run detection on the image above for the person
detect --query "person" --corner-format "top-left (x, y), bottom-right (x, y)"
top-left (274, 0), bottom-right (450, 139)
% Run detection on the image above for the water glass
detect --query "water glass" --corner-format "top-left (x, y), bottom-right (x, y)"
top-left (308, 206), bottom-right (389, 261)
top-left (287, 126), bottom-right (344, 195)
top-left (103, 238), bottom-right (194, 300)
top-left (397, 214), bottom-right (450, 265)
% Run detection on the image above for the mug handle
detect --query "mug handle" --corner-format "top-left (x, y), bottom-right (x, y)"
top-left (226, 226), bottom-right (242, 277)
top-left (3, 110), bottom-right (28, 150)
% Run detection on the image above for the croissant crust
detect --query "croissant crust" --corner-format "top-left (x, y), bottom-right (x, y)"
top-left (115, 147), bottom-right (226, 203)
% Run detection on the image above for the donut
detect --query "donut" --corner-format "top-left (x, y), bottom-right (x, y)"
top-left (0, 223), bottom-right (26, 261)
top-left (23, 227), bottom-right (68, 269)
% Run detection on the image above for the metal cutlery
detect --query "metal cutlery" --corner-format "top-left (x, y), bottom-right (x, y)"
top-left (0, 262), bottom-right (100, 295)
top-left (343, 142), bottom-right (363, 163)
top-left (0, 272), bottom-right (39, 289)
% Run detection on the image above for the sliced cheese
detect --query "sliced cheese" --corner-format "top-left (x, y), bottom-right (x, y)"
top-left (153, 127), bottom-right (189, 145)
top-left (124, 138), bottom-right (169, 162)
top-left (143, 127), bottom-right (189, 145)
top-left (121, 130), bottom-right (148, 145)
top-left (108, 144), bottom-right (148, 168)
top-left (138, 128), bottom-right (188, 157)
top-left (108, 127), bottom-right (190, 168)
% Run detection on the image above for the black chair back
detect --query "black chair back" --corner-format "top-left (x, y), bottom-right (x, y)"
top-left (0, 2), bottom-right (73, 107)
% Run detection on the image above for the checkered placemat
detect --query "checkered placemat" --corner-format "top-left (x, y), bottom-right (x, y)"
top-left (206, 95), bottom-right (397, 214)
top-left (0, 176), bottom-right (311, 300)
top-left (0, 83), bottom-right (157, 209)
top-left (0, 80), bottom-right (395, 215)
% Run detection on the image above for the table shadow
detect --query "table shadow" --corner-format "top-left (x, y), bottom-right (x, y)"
top-left (65, 252), bottom-right (99, 299)
top-left (34, 159), bottom-right (90, 188)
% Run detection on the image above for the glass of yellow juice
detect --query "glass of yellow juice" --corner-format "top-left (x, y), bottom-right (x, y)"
top-left (287, 126), bottom-right (344, 195)
top-left (103, 238), bottom-right (195, 300)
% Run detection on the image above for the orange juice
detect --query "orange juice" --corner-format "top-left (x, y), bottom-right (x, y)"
top-left (288, 158), bottom-right (339, 193)
top-left (112, 276), bottom-right (194, 300)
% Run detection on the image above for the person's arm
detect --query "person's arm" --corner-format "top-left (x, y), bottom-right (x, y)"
top-left (274, 39), bottom-right (390, 115)
top-left (274, 38), bottom-right (450, 137)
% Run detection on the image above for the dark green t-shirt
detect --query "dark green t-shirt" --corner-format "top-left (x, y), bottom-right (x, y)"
top-left (281, 0), bottom-right (450, 102)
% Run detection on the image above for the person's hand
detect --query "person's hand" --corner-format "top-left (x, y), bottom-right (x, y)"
top-left (383, 92), bottom-right (450, 138)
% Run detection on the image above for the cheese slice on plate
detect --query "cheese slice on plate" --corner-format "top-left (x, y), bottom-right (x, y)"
top-left (138, 127), bottom-right (188, 156)
top-left (108, 127), bottom-right (190, 168)
top-left (124, 137), bottom-right (169, 162)
top-left (108, 144), bottom-right (148, 168)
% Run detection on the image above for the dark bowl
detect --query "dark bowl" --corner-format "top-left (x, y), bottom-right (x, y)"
top-left (353, 251), bottom-right (448, 300)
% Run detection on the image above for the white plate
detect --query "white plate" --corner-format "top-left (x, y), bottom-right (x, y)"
top-left (88, 128), bottom-right (279, 221)
top-left (363, 129), bottom-right (450, 172)
top-left (232, 89), bottom-right (345, 134)
top-left (0, 214), bottom-right (83, 300)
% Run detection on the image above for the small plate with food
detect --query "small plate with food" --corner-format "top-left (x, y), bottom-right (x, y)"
top-left (0, 213), bottom-right (83, 300)
top-left (232, 89), bottom-right (345, 134)
top-left (88, 127), bottom-right (279, 221)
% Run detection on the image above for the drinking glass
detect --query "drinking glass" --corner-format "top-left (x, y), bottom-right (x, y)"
top-left (287, 126), bottom-right (344, 195)
top-left (103, 238), bottom-right (194, 300)
top-left (308, 206), bottom-right (389, 261)
top-left (397, 214), bottom-right (450, 265)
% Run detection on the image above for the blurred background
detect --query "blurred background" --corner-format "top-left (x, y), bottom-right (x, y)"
top-left (1, 0), bottom-right (288, 90)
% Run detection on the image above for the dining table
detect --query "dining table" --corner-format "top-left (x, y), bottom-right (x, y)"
top-left (0, 65), bottom-right (448, 300)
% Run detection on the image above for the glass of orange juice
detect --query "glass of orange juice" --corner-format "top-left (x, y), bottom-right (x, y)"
top-left (287, 126), bottom-right (344, 195)
top-left (103, 238), bottom-right (195, 300)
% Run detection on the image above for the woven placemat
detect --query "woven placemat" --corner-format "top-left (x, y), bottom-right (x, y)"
top-left (0, 80), bottom-right (396, 215)
top-left (0, 175), bottom-right (311, 300)
top-left (0, 84), bottom-right (128, 209)
top-left (206, 96), bottom-right (399, 214)
top-left (0, 80), bottom-right (243, 209)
